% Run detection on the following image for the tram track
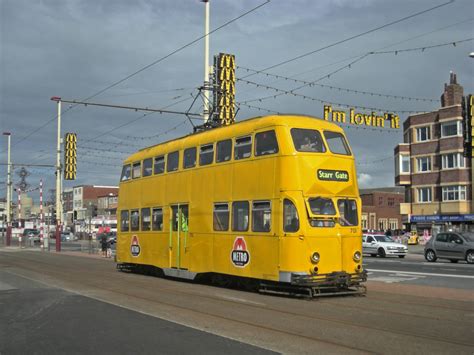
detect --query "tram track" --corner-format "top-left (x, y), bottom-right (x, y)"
top-left (2, 251), bottom-right (473, 353)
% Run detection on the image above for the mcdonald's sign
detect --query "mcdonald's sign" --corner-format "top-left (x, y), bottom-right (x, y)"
top-left (213, 53), bottom-right (235, 125)
top-left (64, 133), bottom-right (77, 180)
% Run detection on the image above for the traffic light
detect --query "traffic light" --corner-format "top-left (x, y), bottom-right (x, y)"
top-left (52, 208), bottom-right (57, 224)
top-left (64, 133), bottom-right (77, 180)
top-left (213, 53), bottom-right (235, 125)
top-left (92, 205), bottom-right (98, 217)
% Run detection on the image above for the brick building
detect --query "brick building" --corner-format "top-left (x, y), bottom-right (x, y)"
top-left (72, 185), bottom-right (118, 221)
top-left (394, 72), bottom-right (473, 234)
top-left (360, 187), bottom-right (404, 232)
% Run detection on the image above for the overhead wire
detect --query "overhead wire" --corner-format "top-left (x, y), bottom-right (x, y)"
top-left (240, 0), bottom-right (455, 79)
top-left (11, 0), bottom-right (271, 149)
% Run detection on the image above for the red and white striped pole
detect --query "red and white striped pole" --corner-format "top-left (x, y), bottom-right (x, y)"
top-left (18, 188), bottom-right (22, 247)
top-left (40, 179), bottom-right (44, 250)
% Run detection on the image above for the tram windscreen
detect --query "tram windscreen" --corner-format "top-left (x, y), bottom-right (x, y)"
top-left (308, 197), bottom-right (336, 215)
top-left (337, 199), bottom-right (358, 226)
top-left (324, 131), bottom-right (351, 155)
top-left (291, 129), bottom-right (325, 152)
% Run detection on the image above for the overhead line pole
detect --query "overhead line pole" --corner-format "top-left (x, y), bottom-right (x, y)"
top-left (52, 99), bottom-right (202, 118)
top-left (203, 0), bottom-right (210, 123)
top-left (51, 97), bottom-right (62, 252)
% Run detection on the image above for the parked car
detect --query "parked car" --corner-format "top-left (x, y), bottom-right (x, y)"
top-left (424, 232), bottom-right (474, 264)
top-left (362, 234), bottom-right (407, 258)
top-left (23, 229), bottom-right (40, 243)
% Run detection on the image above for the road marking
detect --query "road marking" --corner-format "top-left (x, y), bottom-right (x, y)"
top-left (367, 269), bottom-right (474, 279)
top-left (217, 295), bottom-right (266, 306)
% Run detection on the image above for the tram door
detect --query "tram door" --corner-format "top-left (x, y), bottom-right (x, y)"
top-left (169, 204), bottom-right (189, 269)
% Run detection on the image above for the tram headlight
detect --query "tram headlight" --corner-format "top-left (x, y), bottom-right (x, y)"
top-left (310, 252), bottom-right (320, 264)
top-left (353, 251), bottom-right (362, 262)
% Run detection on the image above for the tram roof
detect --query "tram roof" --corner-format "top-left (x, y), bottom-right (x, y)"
top-left (124, 114), bottom-right (344, 163)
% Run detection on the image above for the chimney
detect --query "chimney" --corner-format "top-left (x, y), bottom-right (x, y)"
top-left (441, 71), bottom-right (463, 107)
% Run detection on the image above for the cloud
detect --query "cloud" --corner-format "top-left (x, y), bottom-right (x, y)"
top-left (358, 173), bottom-right (373, 188)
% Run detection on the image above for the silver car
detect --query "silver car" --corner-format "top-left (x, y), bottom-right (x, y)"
top-left (424, 232), bottom-right (474, 264)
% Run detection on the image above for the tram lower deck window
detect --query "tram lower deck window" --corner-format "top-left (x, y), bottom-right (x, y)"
top-left (232, 201), bottom-right (249, 231)
top-left (141, 208), bottom-right (151, 231)
top-left (213, 203), bottom-right (229, 231)
top-left (130, 210), bottom-right (140, 231)
top-left (120, 210), bottom-right (129, 232)
top-left (252, 201), bottom-right (271, 232)
top-left (152, 207), bottom-right (163, 231)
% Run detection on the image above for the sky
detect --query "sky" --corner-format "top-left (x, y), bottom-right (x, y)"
top-left (1, 0), bottom-right (473, 202)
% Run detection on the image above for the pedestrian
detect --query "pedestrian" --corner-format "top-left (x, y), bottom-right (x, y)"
top-left (106, 238), bottom-right (112, 258)
top-left (100, 234), bottom-right (107, 257)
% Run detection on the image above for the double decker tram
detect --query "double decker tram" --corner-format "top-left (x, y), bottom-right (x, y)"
top-left (116, 115), bottom-right (367, 297)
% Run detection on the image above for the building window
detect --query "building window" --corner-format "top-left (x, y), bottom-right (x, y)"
top-left (378, 218), bottom-right (388, 231)
top-left (401, 155), bottom-right (410, 173)
top-left (213, 203), bottom-right (229, 231)
top-left (442, 185), bottom-right (466, 201)
top-left (361, 214), bottom-right (368, 230)
top-left (388, 198), bottom-right (395, 207)
top-left (389, 218), bottom-right (398, 230)
top-left (417, 157), bottom-right (431, 172)
top-left (417, 187), bottom-right (432, 203)
top-left (416, 126), bottom-right (430, 142)
top-left (378, 196), bottom-right (383, 205)
top-left (441, 153), bottom-right (465, 169)
top-left (441, 121), bottom-right (462, 137)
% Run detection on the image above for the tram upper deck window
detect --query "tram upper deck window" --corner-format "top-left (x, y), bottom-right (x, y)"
top-left (200, 144), bottom-right (214, 166)
top-left (216, 139), bottom-right (232, 163)
top-left (324, 131), bottom-right (351, 155)
top-left (143, 158), bottom-right (153, 177)
top-left (183, 147), bottom-right (196, 169)
top-left (132, 162), bottom-right (141, 179)
top-left (232, 201), bottom-right (249, 231)
top-left (308, 197), bottom-right (336, 215)
top-left (291, 128), bottom-right (325, 152)
top-left (213, 203), bottom-right (229, 231)
top-left (255, 130), bottom-right (278, 156)
top-left (120, 210), bottom-right (129, 232)
top-left (337, 199), bottom-right (358, 226)
top-left (130, 210), bottom-right (140, 231)
top-left (235, 136), bottom-right (252, 160)
top-left (167, 151), bottom-right (179, 172)
top-left (154, 156), bottom-right (165, 174)
top-left (121, 165), bottom-right (131, 181)
top-left (252, 201), bottom-right (271, 232)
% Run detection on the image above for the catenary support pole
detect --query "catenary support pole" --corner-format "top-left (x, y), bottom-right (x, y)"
top-left (202, 0), bottom-right (210, 122)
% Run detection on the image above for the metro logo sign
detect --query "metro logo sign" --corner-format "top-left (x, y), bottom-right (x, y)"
top-left (231, 237), bottom-right (250, 268)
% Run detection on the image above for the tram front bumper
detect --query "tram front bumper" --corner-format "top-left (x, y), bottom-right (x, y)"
top-left (291, 270), bottom-right (367, 289)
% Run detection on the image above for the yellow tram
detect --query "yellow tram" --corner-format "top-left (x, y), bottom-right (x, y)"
top-left (116, 115), bottom-right (366, 296)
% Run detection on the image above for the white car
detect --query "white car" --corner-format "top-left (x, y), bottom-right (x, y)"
top-left (362, 234), bottom-right (407, 258)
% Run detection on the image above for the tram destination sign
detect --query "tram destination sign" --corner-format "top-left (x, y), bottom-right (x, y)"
top-left (317, 169), bottom-right (349, 182)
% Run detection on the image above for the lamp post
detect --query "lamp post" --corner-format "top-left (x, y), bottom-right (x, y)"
top-left (3, 132), bottom-right (12, 246)
top-left (51, 96), bottom-right (62, 251)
